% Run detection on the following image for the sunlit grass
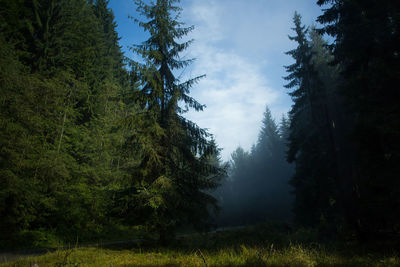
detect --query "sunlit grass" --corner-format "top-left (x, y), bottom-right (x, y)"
top-left (5, 244), bottom-right (399, 267)
top-left (4, 223), bottom-right (399, 266)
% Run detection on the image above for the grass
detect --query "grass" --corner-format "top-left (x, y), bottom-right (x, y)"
top-left (3, 223), bottom-right (400, 266)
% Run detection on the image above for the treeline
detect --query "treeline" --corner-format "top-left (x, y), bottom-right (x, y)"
top-left (215, 107), bottom-right (293, 226)
top-left (0, 0), bottom-right (224, 246)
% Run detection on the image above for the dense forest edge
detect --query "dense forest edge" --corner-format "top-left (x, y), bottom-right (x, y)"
top-left (0, 0), bottom-right (399, 260)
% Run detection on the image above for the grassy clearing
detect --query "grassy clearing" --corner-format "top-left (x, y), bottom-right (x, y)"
top-left (4, 245), bottom-right (399, 267)
top-left (4, 223), bottom-right (399, 266)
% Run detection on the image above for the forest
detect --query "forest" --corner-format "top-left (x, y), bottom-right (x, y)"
top-left (0, 0), bottom-right (399, 265)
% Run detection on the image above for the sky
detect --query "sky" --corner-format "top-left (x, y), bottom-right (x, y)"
top-left (108, 0), bottom-right (325, 161)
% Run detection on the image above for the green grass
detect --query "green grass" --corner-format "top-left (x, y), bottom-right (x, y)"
top-left (4, 223), bottom-right (399, 266)
top-left (4, 245), bottom-right (399, 267)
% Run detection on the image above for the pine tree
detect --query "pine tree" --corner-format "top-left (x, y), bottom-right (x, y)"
top-left (256, 106), bottom-right (281, 159)
top-left (124, 0), bottom-right (224, 243)
top-left (284, 13), bottom-right (338, 228)
top-left (217, 107), bottom-right (293, 226)
top-left (0, 0), bottom-right (131, 243)
top-left (317, 0), bottom-right (400, 238)
top-left (279, 114), bottom-right (290, 143)
top-left (254, 106), bottom-right (293, 222)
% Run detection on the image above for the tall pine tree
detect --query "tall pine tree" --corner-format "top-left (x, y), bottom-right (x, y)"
top-left (284, 13), bottom-right (340, 231)
top-left (317, 0), bottom-right (400, 239)
top-left (123, 0), bottom-right (224, 243)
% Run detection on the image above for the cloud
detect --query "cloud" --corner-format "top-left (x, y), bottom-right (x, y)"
top-left (187, 0), bottom-right (224, 43)
top-left (173, 0), bottom-right (323, 161)
top-left (185, 50), bottom-right (279, 161)
top-left (182, 0), bottom-right (281, 161)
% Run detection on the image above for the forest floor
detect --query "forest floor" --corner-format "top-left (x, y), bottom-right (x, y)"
top-left (2, 223), bottom-right (399, 266)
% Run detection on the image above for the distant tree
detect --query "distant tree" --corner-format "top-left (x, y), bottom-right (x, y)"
top-left (216, 146), bottom-right (251, 226)
top-left (278, 114), bottom-right (290, 143)
top-left (254, 106), bottom-right (293, 222)
top-left (230, 147), bottom-right (251, 176)
top-left (256, 106), bottom-right (281, 159)
top-left (217, 106), bottom-right (293, 226)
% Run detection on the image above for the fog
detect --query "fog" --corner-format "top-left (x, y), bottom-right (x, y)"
top-left (213, 106), bottom-right (294, 227)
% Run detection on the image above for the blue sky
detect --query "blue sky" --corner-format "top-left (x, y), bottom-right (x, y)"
top-left (109, 0), bottom-right (325, 161)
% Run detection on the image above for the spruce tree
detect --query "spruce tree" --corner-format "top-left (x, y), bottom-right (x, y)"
top-left (284, 13), bottom-right (338, 229)
top-left (317, 0), bottom-right (400, 238)
top-left (125, 0), bottom-right (224, 243)
top-left (216, 106), bottom-right (293, 226)
top-left (279, 114), bottom-right (290, 143)
top-left (256, 106), bottom-right (281, 159)
top-left (0, 0), bottom-right (131, 243)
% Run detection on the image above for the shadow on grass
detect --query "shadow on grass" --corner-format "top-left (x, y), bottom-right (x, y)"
top-left (90, 222), bottom-right (399, 267)
top-left (3, 222), bottom-right (400, 266)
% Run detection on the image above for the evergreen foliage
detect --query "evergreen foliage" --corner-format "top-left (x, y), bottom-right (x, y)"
top-left (283, 13), bottom-right (343, 234)
top-left (216, 106), bottom-right (293, 226)
top-left (283, 2), bottom-right (400, 240)
top-left (317, 0), bottom-right (400, 239)
top-left (1, 0), bottom-right (399, 249)
top-left (0, 0), bottom-right (133, 245)
top-left (119, 0), bottom-right (225, 243)
top-left (0, 0), bottom-right (224, 247)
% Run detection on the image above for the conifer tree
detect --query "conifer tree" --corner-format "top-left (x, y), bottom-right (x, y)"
top-left (124, 0), bottom-right (224, 243)
top-left (279, 114), bottom-right (290, 143)
top-left (0, 0), bottom-right (131, 243)
top-left (256, 106), bottom-right (281, 158)
top-left (284, 13), bottom-right (339, 228)
top-left (216, 106), bottom-right (293, 226)
top-left (317, 0), bottom-right (400, 238)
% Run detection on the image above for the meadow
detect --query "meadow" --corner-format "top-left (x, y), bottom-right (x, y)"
top-left (3, 223), bottom-right (399, 267)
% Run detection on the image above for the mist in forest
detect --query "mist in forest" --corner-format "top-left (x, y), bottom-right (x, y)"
top-left (213, 106), bottom-right (294, 227)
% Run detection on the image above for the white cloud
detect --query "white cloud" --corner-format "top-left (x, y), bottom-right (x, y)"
top-left (177, 0), bottom-right (323, 161)
top-left (185, 52), bottom-right (279, 160)
top-left (182, 1), bottom-right (280, 161)
top-left (187, 0), bottom-right (224, 43)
